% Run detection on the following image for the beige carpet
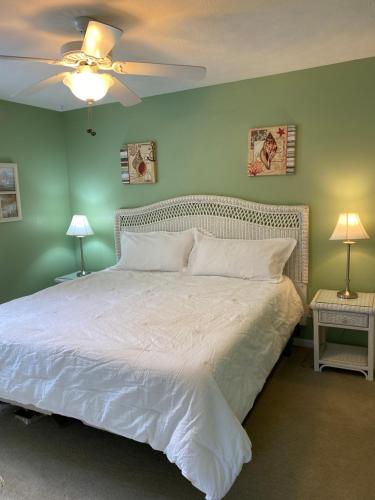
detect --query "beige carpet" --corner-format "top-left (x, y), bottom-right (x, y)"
top-left (0, 347), bottom-right (374, 500)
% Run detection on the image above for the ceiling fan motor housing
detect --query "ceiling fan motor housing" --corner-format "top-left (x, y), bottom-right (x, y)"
top-left (60, 41), bottom-right (112, 69)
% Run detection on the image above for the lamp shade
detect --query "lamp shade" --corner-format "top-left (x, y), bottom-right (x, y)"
top-left (66, 215), bottom-right (94, 237)
top-left (330, 213), bottom-right (369, 241)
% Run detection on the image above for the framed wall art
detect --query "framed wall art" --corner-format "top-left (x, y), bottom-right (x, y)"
top-left (0, 163), bottom-right (22, 223)
top-left (248, 125), bottom-right (296, 176)
top-left (120, 141), bottom-right (157, 184)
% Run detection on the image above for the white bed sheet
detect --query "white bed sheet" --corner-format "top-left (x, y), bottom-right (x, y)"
top-left (0, 269), bottom-right (303, 499)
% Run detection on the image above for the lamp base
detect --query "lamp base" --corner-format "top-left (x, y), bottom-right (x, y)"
top-left (76, 271), bottom-right (91, 277)
top-left (337, 289), bottom-right (358, 300)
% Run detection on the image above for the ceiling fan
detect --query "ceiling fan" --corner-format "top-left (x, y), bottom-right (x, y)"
top-left (0, 16), bottom-right (206, 107)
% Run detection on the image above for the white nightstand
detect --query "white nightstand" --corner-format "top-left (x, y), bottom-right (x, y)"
top-left (54, 272), bottom-right (82, 284)
top-left (310, 290), bottom-right (375, 381)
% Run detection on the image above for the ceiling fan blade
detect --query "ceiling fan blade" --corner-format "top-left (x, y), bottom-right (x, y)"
top-left (0, 55), bottom-right (62, 65)
top-left (112, 61), bottom-right (206, 80)
top-left (110, 77), bottom-right (141, 107)
top-left (13, 72), bottom-right (70, 97)
top-left (81, 20), bottom-right (122, 59)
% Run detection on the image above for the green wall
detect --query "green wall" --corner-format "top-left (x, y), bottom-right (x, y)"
top-left (2, 56), bottom-right (375, 337)
top-left (0, 100), bottom-right (75, 303)
top-left (63, 57), bottom-right (375, 305)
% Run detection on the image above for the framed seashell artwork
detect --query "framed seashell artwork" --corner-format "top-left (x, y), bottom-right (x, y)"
top-left (247, 125), bottom-right (296, 176)
top-left (120, 141), bottom-right (157, 184)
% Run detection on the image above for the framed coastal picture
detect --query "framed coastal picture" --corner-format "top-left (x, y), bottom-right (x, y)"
top-left (0, 163), bottom-right (22, 222)
top-left (248, 125), bottom-right (296, 176)
top-left (120, 141), bottom-right (157, 184)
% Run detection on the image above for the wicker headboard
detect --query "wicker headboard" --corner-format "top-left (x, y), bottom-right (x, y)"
top-left (115, 195), bottom-right (309, 303)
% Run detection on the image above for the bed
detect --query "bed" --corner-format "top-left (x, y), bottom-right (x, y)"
top-left (0, 194), bottom-right (309, 499)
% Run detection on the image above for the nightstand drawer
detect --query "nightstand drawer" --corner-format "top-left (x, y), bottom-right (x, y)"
top-left (319, 310), bottom-right (369, 328)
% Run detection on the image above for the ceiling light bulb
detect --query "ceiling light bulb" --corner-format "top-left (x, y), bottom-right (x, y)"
top-left (63, 66), bottom-right (113, 103)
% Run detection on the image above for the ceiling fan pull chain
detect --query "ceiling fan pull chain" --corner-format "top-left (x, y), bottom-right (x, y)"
top-left (86, 102), bottom-right (96, 136)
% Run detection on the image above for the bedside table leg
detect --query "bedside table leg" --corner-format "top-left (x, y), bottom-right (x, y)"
top-left (368, 316), bottom-right (374, 382)
top-left (313, 310), bottom-right (320, 372)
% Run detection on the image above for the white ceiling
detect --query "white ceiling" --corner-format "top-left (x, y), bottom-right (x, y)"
top-left (1, 0), bottom-right (375, 111)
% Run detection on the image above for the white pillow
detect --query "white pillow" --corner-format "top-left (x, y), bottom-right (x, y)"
top-left (117, 229), bottom-right (195, 272)
top-left (187, 234), bottom-right (297, 282)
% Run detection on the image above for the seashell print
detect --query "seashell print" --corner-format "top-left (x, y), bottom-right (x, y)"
top-left (260, 132), bottom-right (277, 170)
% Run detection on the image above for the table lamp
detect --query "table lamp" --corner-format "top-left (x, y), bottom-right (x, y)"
top-left (66, 215), bottom-right (94, 277)
top-left (330, 213), bottom-right (369, 299)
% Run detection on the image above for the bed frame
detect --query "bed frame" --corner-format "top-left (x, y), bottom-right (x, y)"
top-left (115, 194), bottom-right (309, 305)
top-left (0, 195), bottom-right (309, 463)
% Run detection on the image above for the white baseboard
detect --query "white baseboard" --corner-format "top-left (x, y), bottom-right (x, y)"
top-left (293, 337), bottom-right (313, 348)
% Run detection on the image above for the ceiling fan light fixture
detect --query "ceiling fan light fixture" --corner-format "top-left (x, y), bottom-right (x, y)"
top-left (63, 65), bottom-right (113, 103)
top-left (4, 18), bottom-right (206, 108)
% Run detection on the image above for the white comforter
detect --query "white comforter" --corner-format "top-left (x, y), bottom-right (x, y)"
top-left (0, 270), bottom-right (303, 499)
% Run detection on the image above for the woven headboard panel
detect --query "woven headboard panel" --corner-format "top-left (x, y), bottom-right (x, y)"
top-left (114, 195), bottom-right (309, 303)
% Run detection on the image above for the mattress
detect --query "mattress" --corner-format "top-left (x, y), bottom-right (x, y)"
top-left (0, 269), bottom-right (303, 499)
